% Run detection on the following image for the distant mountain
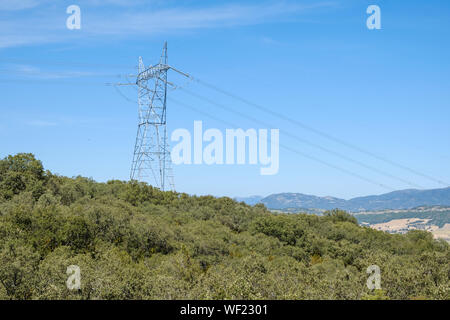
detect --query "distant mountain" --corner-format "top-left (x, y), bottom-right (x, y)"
top-left (240, 187), bottom-right (450, 212)
top-left (261, 193), bottom-right (346, 211)
top-left (234, 195), bottom-right (264, 206)
top-left (347, 188), bottom-right (450, 211)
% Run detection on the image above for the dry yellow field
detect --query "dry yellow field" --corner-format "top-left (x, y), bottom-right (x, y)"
top-left (370, 219), bottom-right (450, 242)
top-left (432, 224), bottom-right (450, 242)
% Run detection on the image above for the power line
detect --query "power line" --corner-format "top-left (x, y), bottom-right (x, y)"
top-left (113, 71), bottom-right (426, 190)
top-left (192, 78), bottom-right (449, 188)
top-left (114, 85), bottom-right (137, 104)
top-left (168, 96), bottom-right (395, 191)
top-left (179, 87), bottom-right (423, 189)
top-left (2, 57), bottom-right (445, 189)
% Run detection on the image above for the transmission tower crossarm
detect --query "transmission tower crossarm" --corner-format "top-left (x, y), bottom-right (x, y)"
top-left (167, 65), bottom-right (192, 79)
top-left (156, 77), bottom-right (176, 88)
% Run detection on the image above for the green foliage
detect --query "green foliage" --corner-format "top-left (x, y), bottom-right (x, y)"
top-left (362, 289), bottom-right (390, 300)
top-left (0, 153), bottom-right (448, 300)
top-left (0, 153), bottom-right (46, 201)
top-left (324, 209), bottom-right (358, 225)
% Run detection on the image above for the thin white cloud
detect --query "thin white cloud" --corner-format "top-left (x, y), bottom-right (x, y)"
top-left (83, 0), bottom-right (148, 7)
top-left (260, 36), bottom-right (282, 45)
top-left (86, 2), bottom-right (336, 35)
top-left (0, 0), bottom-right (142, 11)
top-left (0, 0), bottom-right (38, 11)
top-left (25, 120), bottom-right (58, 127)
top-left (0, 1), bottom-right (337, 48)
top-left (22, 115), bottom-right (113, 127)
top-left (0, 12), bottom-right (63, 48)
top-left (0, 0), bottom-right (52, 11)
top-left (2, 64), bottom-right (113, 79)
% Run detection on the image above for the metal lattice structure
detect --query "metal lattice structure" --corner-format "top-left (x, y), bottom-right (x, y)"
top-left (130, 42), bottom-right (190, 191)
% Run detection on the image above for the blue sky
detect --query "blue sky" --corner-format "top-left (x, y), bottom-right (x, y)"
top-left (0, 0), bottom-right (449, 199)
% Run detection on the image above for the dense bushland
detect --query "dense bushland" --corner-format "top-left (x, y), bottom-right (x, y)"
top-left (0, 154), bottom-right (448, 300)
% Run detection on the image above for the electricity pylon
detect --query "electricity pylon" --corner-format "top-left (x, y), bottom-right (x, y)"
top-left (129, 42), bottom-right (190, 191)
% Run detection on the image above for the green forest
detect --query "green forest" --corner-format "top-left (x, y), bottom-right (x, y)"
top-left (0, 153), bottom-right (448, 300)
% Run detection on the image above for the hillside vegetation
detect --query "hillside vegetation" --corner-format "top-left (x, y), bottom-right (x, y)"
top-left (0, 154), bottom-right (448, 300)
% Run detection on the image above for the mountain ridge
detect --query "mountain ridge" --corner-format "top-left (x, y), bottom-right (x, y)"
top-left (236, 187), bottom-right (450, 212)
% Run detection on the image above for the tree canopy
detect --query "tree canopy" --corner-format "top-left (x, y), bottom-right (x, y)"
top-left (0, 153), bottom-right (448, 300)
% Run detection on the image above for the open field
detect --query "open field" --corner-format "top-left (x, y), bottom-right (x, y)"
top-left (432, 224), bottom-right (450, 242)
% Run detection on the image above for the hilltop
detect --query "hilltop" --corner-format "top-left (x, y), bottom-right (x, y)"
top-left (0, 153), bottom-right (448, 300)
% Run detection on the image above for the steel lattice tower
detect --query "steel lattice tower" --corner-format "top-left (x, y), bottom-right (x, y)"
top-left (130, 42), bottom-right (177, 191)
